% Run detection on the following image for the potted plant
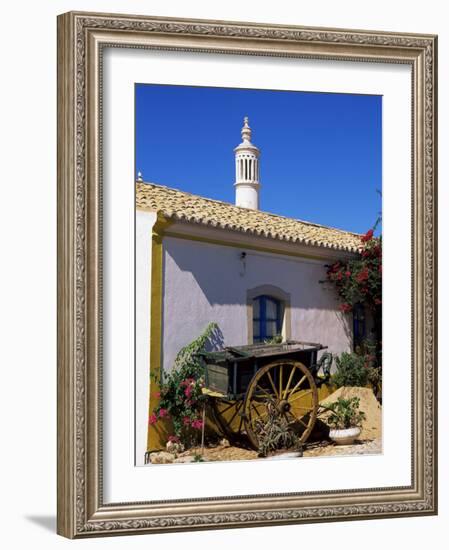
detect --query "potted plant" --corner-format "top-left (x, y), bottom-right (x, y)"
top-left (323, 397), bottom-right (366, 445)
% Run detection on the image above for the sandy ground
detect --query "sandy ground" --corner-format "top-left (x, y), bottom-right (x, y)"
top-left (302, 438), bottom-right (381, 458)
top-left (173, 437), bottom-right (382, 463)
top-left (149, 387), bottom-right (382, 464)
top-left (177, 442), bottom-right (258, 462)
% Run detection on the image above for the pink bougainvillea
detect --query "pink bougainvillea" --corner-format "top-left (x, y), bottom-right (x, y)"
top-left (191, 419), bottom-right (204, 430)
top-left (147, 322), bottom-right (218, 448)
top-left (323, 229), bottom-right (382, 315)
top-left (148, 413), bottom-right (158, 425)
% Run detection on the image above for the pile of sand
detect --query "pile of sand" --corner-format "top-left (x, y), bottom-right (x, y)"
top-left (318, 386), bottom-right (382, 441)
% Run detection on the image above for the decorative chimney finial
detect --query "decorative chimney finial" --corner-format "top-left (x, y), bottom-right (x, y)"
top-left (234, 117), bottom-right (261, 210)
top-left (241, 116), bottom-right (252, 142)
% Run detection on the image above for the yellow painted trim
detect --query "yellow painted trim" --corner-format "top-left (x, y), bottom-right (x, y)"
top-left (164, 230), bottom-right (347, 263)
top-left (147, 214), bottom-right (173, 452)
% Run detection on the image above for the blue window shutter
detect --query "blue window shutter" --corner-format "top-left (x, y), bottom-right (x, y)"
top-left (253, 295), bottom-right (282, 343)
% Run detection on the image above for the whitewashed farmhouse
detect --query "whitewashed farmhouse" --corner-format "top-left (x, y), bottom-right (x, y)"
top-left (136, 118), bottom-right (363, 458)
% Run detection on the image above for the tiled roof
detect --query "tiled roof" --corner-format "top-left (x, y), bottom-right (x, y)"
top-left (136, 182), bottom-right (362, 253)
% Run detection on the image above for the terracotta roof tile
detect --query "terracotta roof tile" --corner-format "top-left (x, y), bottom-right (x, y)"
top-left (136, 182), bottom-right (362, 253)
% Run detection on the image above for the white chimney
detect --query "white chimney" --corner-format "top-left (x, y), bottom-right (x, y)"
top-left (234, 117), bottom-right (260, 209)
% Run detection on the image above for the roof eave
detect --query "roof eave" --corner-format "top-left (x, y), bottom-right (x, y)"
top-left (159, 217), bottom-right (361, 260)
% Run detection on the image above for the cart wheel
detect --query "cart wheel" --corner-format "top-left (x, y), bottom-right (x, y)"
top-left (243, 360), bottom-right (318, 451)
top-left (211, 397), bottom-right (245, 444)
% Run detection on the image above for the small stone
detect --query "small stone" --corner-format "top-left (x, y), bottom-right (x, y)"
top-left (220, 438), bottom-right (230, 447)
top-left (149, 451), bottom-right (174, 464)
top-left (166, 441), bottom-right (184, 455)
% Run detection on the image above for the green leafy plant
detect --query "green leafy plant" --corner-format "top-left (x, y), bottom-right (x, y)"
top-left (263, 334), bottom-right (283, 345)
top-left (323, 397), bottom-right (366, 430)
top-left (332, 352), bottom-right (370, 388)
top-left (254, 398), bottom-right (302, 457)
top-left (149, 322), bottom-right (219, 447)
top-left (367, 364), bottom-right (382, 401)
top-left (192, 453), bottom-right (205, 462)
top-left (355, 338), bottom-right (382, 401)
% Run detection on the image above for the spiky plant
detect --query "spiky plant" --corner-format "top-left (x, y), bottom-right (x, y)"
top-left (254, 398), bottom-right (302, 457)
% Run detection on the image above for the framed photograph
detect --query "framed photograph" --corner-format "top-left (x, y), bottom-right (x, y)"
top-left (57, 11), bottom-right (437, 538)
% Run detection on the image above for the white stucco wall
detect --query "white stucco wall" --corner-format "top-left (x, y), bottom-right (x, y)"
top-left (135, 209), bottom-right (157, 465)
top-left (162, 236), bottom-right (352, 373)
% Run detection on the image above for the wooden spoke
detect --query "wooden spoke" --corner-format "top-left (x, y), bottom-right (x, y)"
top-left (237, 412), bottom-right (244, 433)
top-left (250, 402), bottom-right (268, 421)
top-left (279, 364), bottom-right (283, 399)
top-left (283, 410), bottom-right (297, 424)
top-left (286, 374), bottom-right (307, 398)
top-left (227, 401), bottom-right (243, 426)
top-left (218, 401), bottom-right (238, 414)
top-left (296, 416), bottom-right (309, 429)
top-left (283, 364), bottom-right (296, 399)
top-left (255, 384), bottom-right (274, 399)
top-left (211, 398), bottom-right (244, 443)
top-left (265, 371), bottom-right (279, 399)
top-left (284, 409), bottom-right (312, 431)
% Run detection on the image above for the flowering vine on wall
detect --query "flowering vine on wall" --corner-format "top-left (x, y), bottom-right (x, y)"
top-left (324, 228), bottom-right (382, 316)
top-left (322, 226), bottom-right (382, 398)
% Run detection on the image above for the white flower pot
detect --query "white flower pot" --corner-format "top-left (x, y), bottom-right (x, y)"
top-left (329, 426), bottom-right (361, 446)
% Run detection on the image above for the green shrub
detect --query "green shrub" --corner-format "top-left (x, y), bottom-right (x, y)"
top-left (149, 322), bottom-right (219, 447)
top-left (332, 352), bottom-right (369, 388)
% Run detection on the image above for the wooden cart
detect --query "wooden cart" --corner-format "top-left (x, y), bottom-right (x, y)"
top-left (198, 341), bottom-right (332, 450)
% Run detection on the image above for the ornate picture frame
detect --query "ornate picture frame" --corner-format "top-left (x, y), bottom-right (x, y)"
top-left (57, 11), bottom-right (437, 538)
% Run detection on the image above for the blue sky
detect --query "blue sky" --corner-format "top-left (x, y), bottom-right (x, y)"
top-left (135, 84), bottom-right (382, 234)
